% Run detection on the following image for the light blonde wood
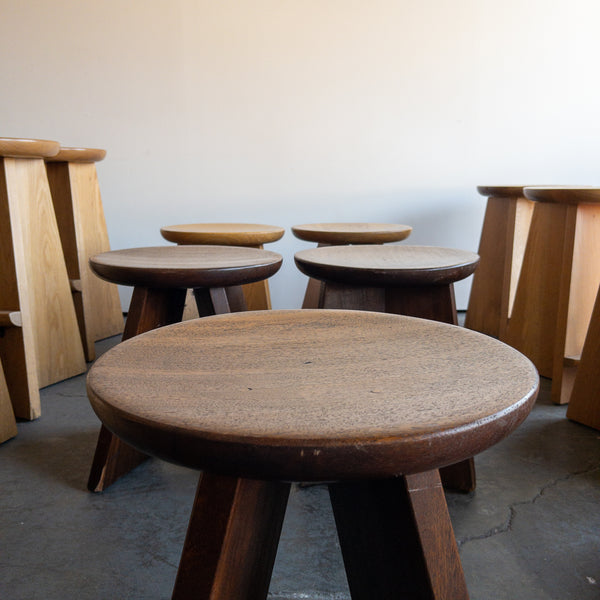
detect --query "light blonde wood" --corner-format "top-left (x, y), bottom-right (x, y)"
top-left (466, 187), bottom-right (533, 339)
top-left (47, 152), bottom-right (124, 361)
top-left (292, 223), bottom-right (412, 245)
top-left (0, 137), bottom-right (60, 159)
top-left (0, 359), bottom-right (17, 443)
top-left (1, 156), bottom-right (86, 400)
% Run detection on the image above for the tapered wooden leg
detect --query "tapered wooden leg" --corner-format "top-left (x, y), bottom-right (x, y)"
top-left (88, 287), bottom-right (186, 492)
top-left (302, 243), bottom-right (330, 309)
top-left (173, 473), bottom-right (290, 600)
top-left (0, 358), bottom-right (17, 443)
top-left (329, 471), bottom-right (468, 600)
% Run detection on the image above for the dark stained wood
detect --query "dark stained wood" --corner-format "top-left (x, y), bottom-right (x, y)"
top-left (173, 473), bottom-right (290, 599)
top-left (89, 245), bottom-right (282, 290)
top-left (292, 222), bottom-right (412, 245)
top-left (330, 470), bottom-right (469, 599)
top-left (476, 185), bottom-right (527, 198)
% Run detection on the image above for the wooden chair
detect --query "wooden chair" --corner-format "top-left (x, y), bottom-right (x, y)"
top-left (0, 138), bottom-right (86, 420)
top-left (160, 223), bottom-right (284, 312)
top-left (504, 186), bottom-right (600, 404)
top-left (291, 222), bottom-right (412, 308)
top-left (87, 310), bottom-right (538, 599)
top-left (46, 147), bottom-right (124, 361)
top-left (294, 244), bottom-right (479, 492)
top-left (86, 245), bottom-right (283, 492)
top-left (465, 186), bottom-right (534, 338)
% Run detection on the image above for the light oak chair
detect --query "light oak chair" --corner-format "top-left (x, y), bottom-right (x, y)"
top-left (292, 223), bottom-right (412, 308)
top-left (465, 186), bottom-right (534, 339)
top-left (46, 147), bottom-right (124, 361)
top-left (160, 223), bottom-right (284, 312)
top-left (0, 138), bottom-right (86, 420)
top-left (504, 186), bottom-right (600, 405)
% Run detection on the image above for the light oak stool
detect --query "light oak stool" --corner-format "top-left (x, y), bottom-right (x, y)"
top-left (87, 310), bottom-right (538, 599)
top-left (46, 147), bottom-right (124, 362)
top-left (0, 138), bottom-right (86, 420)
top-left (292, 222), bottom-right (412, 308)
top-left (295, 244), bottom-right (479, 491)
top-left (160, 223), bottom-right (284, 312)
top-left (504, 186), bottom-right (600, 405)
top-left (465, 186), bottom-right (534, 339)
top-left (86, 244), bottom-right (283, 492)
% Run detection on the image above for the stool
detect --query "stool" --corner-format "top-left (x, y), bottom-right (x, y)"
top-left (295, 244), bottom-right (479, 491)
top-left (46, 146), bottom-right (124, 361)
top-left (505, 186), bottom-right (600, 405)
top-left (0, 138), bottom-right (86, 420)
top-left (160, 223), bottom-right (284, 311)
top-left (465, 186), bottom-right (534, 338)
top-left (87, 310), bottom-right (539, 599)
top-left (0, 357), bottom-right (17, 444)
top-left (86, 244), bottom-right (282, 492)
top-left (292, 222), bottom-right (412, 308)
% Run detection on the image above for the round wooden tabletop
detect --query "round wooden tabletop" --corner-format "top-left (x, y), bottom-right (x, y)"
top-left (0, 137), bottom-right (60, 159)
top-left (89, 245), bottom-right (283, 289)
top-left (295, 245), bottom-right (479, 286)
top-left (477, 186), bottom-right (526, 198)
top-left (160, 223), bottom-right (285, 246)
top-left (45, 147), bottom-right (106, 163)
top-left (291, 223), bottom-right (412, 245)
top-left (88, 309), bottom-right (538, 481)
top-left (523, 186), bottom-right (600, 205)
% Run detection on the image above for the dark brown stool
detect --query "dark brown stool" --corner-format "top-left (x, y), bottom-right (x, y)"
top-left (87, 245), bottom-right (282, 492)
top-left (292, 222), bottom-right (412, 308)
top-left (505, 186), bottom-right (600, 405)
top-left (295, 244), bottom-right (479, 491)
top-left (160, 223), bottom-right (284, 311)
top-left (87, 310), bottom-right (538, 599)
top-left (465, 186), bottom-right (534, 338)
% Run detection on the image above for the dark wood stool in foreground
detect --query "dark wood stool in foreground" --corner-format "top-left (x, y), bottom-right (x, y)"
top-left (86, 245), bottom-right (282, 492)
top-left (292, 222), bottom-right (412, 308)
top-left (160, 223), bottom-right (284, 311)
top-left (87, 310), bottom-right (539, 599)
top-left (505, 186), bottom-right (600, 405)
top-left (465, 186), bottom-right (534, 339)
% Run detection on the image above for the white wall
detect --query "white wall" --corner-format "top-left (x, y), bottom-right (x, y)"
top-left (2, 0), bottom-right (600, 310)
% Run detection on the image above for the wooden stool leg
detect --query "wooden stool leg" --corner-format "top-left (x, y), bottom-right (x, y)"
top-left (88, 287), bottom-right (186, 492)
top-left (173, 473), bottom-right (290, 600)
top-left (0, 358), bottom-right (17, 443)
top-left (329, 471), bottom-right (468, 599)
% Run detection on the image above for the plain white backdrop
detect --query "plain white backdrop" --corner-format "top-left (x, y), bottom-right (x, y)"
top-left (2, 0), bottom-right (599, 309)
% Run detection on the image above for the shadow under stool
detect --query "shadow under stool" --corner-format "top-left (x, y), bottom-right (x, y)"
top-left (465, 186), bottom-right (534, 339)
top-left (0, 137), bottom-right (86, 421)
top-left (87, 309), bottom-right (538, 599)
top-left (46, 146), bottom-right (124, 361)
top-left (160, 223), bottom-right (284, 312)
top-left (86, 244), bottom-right (283, 492)
top-left (291, 222), bottom-right (412, 308)
top-left (294, 244), bottom-right (479, 492)
top-left (504, 186), bottom-right (600, 405)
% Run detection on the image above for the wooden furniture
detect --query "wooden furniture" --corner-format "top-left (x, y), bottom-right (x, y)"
top-left (46, 147), bottom-right (124, 361)
top-left (160, 223), bottom-right (284, 312)
top-left (0, 138), bottom-right (86, 420)
top-left (0, 358), bottom-right (17, 443)
top-left (292, 222), bottom-right (412, 308)
top-left (504, 186), bottom-right (600, 405)
top-left (87, 310), bottom-right (539, 599)
top-left (295, 244), bottom-right (479, 491)
top-left (465, 186), bottom-right (534, 339)
top-left (86, 244), bottom-right (282, 492)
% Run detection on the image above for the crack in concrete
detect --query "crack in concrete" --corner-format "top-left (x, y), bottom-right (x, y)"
top-left (457, 464), bottom-right (600, 548)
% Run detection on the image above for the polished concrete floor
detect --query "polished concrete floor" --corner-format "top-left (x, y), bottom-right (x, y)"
top-left (2, 333), bottom-right (600, 599)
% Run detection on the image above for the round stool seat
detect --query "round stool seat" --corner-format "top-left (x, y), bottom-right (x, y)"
top-left (295, 245), bottom-right (479, 287)
top-left (477, 185), bottom-right (525, 198)
top-left (90, 245), bottom-right (283, 289)
top-left (160, 223), bottom-right (285, 247)
top-left (45, 146), bottom-right (106, 163)
top-left (88, 309), bottom-right (538, 481)
top-left (292, 222), bottom-right (412, 245)
top-left (524, 186), bottom-right (600, 205)
top-left (0, 137), bottom-right (60, 159)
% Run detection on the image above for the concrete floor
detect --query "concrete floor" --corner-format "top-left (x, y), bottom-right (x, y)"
top-left (1, 334), bottom-right (600, 599)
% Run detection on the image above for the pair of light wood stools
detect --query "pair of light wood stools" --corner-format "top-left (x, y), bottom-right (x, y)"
top-left (0, 137), bottom-right (123, 444)
top-left (466, 185), bottom-right (600, 427)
